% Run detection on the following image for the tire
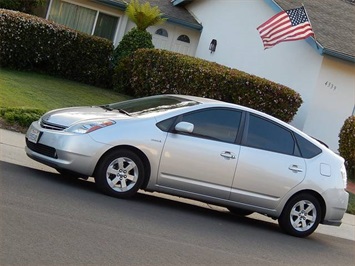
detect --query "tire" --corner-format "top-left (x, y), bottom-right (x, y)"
top-left (228, 207), bottom-right (254, 216)
top-left (278, 193), bottom-right (321, 237)
top-left (95, 149), bottom-right (145, 198)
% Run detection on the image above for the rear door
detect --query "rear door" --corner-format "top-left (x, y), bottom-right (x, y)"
top-left (230, 114), bottom-right (306, 209)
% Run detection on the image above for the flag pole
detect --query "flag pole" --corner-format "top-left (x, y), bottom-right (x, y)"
top-left (302, 3), bottom-right (319, 50)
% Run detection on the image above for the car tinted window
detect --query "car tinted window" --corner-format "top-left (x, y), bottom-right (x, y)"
top-left (295, 134), bottom-right (322, 158)
top-left (157, 117), bottom-right (176, 132)
top-left (180, 109), bottom-right (242, 143)
top-left (245, 114), bottom-right (294, 155)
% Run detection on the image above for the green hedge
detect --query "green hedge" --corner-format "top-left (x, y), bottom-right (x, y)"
top-left (116, 49), bottom-right (302, 122)
top-left (339, 116), bottom-right (355, 174)
top-left (0, 107), bottom-right (45, 127)
top-left (0, 0), bottom-right (43, 14)
top-left (0, 9), bottom-right (113, 88)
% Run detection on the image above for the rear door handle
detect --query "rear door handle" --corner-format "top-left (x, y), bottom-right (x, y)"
top-left (289, 165), bottom-right (303, 173)
top-left (220, 152), bottom-right (236, 159)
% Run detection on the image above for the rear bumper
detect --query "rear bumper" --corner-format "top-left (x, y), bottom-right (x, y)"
top-left (322, 189), bottom-right (349, 226)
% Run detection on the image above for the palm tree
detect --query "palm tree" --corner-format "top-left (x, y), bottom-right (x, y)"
top-left (113, 1), bottom-right (166, 92)
top-left (125, 0), bottom-right (167, 31)
top-left (113, 0), bottom-right (166, 64)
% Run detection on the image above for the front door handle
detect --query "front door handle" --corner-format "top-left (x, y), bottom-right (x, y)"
top-left (220, 152), bottom-right (236, 159)
top-left (289, 165), bottom-right (303, 173)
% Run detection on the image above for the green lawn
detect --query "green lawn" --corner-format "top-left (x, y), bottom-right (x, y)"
top-left (0, 68), bottom-right (129, 110)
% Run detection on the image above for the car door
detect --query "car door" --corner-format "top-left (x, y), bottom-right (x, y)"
top-left (158, 108), bottom-right (243, 199)
top-left (230, 113), bottom-right (306, 209)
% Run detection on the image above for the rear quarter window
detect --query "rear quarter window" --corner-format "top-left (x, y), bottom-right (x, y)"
top-left (295, 134), bottom-right (322, 159)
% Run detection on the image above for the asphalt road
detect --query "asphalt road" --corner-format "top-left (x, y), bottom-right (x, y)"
top-left (0, 130), bottom-right (354, 265)
top-left (0, 160), bottom-right (354, 266)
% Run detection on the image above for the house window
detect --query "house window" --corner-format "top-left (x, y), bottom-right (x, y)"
top-left (94, 13), bottom-right (118, 41)
top-left (177, 35), bottom-right (190, 43)
top-left (155, 28), bottom-right (168, 37)
top-left (48, 0), bottom-right (119, 41)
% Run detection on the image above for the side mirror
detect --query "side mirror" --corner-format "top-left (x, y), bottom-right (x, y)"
top-left (175, 122), bottom-right (194, 133)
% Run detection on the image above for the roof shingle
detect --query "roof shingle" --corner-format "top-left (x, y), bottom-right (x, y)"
top-left (274, 0), bottom-right (355, 60)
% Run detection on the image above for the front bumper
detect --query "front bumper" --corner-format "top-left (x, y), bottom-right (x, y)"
top-left (25, 121), bottom-right (111, 176)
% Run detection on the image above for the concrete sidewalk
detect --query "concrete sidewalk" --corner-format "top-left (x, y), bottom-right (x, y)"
top-left (1, 128), bottom-right (354, 241)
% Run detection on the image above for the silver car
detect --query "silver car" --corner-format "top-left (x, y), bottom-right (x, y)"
top-left (25, 94), bottom-right (349, 237)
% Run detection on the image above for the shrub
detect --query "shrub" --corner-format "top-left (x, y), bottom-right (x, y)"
top-left (0, 107), bottom-right (45, 127)
top-left (0, 9), bottom-right (113, 88)
top-left (112, 0), bottom-right (165, 66)
top-left (113, 57), bottom-right (132, 94)
top-left (113, 28), bottom-right (154, 65)
top-left (116, 49), bottom-right (302, 122)
top-left (0, 0), bottom-right (43, 14)
top-left (339, 116), bottom-right (355, 173)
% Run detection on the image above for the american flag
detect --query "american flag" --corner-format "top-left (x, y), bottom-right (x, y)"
top-left (257, 6), bottom-right (314, 49)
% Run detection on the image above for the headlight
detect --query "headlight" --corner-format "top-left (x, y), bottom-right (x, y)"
top-left (340, 164), bottom-right (347, 189)
top-left (65, 119), bottom-right (116, 134)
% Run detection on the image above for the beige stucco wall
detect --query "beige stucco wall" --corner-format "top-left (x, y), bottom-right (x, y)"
top-left (187, 0), bottom-right (355, 151)
top-left (303, 56), bottom-right (355, 151)
top-left (125, 20), bottom-right (200, 56)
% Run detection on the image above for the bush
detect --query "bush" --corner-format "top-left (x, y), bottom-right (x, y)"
top-left (116, 49), bottom-right (302, 122)
top-left (113, 28), bottom-right (154, 65)
top-left (339, 116), bottom-right (355, 175)
top-left (0, 107), bottom-right (45, 127)
top-left (0, 0), bottom-right (43, 14)
top-left (0, 9), bottom-right (113, 88)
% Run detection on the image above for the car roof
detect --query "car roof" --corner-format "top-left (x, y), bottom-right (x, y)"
top-left (161, 95), bottom-right (329, 151)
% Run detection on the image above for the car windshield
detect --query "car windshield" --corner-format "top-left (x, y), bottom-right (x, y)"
top-left (104, 95), bottom-right (200, 115)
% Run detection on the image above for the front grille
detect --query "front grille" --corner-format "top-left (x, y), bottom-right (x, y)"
top-left (26, 138), bottom-right (58, 158)
top-left (40, 120), bottom-right (67, 131)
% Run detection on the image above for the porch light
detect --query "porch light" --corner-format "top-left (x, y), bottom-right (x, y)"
top-left (209, 39), bottom-right (217, 53)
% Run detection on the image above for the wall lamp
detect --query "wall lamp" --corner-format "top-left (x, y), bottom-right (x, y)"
top-left (209, 39), bottom-right (217, 53)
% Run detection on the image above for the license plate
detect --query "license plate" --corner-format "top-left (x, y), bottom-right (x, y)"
top-left (28, 128), bottom-right (40, 143)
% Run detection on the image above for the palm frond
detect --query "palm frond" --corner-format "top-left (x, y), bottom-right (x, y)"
top-left (126, 0), bottom-right (166, 31)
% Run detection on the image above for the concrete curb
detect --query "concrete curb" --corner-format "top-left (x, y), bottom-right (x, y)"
top-left (1, 128), bottom-right (354, 241)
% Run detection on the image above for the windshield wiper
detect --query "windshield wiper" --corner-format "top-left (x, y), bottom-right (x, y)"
top-left (99, 105), bottom-right (130, 116)
top-left (116, 108), bottom-right (131, 116)
top-left (99, 105), bottom-right (113, 111)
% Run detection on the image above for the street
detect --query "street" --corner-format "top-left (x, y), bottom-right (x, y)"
top-left (0, 130), bottom-right (354, 265)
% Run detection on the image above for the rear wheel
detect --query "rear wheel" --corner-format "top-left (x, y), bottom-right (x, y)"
top-left (95, 149), bottom-right (145, 198)
top-left (278, 193), bottom-right (321, 237)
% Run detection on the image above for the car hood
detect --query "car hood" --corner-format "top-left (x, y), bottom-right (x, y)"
top-left (42, 106), bottom-right (128, 128)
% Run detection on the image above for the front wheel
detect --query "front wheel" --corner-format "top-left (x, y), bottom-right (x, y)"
top-left (278, 193), bottom-right (321, 237)
top-left (95, 149), bottom-right (145, 198)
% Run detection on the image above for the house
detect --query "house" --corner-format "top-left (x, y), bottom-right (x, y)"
top-left (43, 0), bottom-right (202, 56)
top-left (42, 0), bottom-right (355, 152)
